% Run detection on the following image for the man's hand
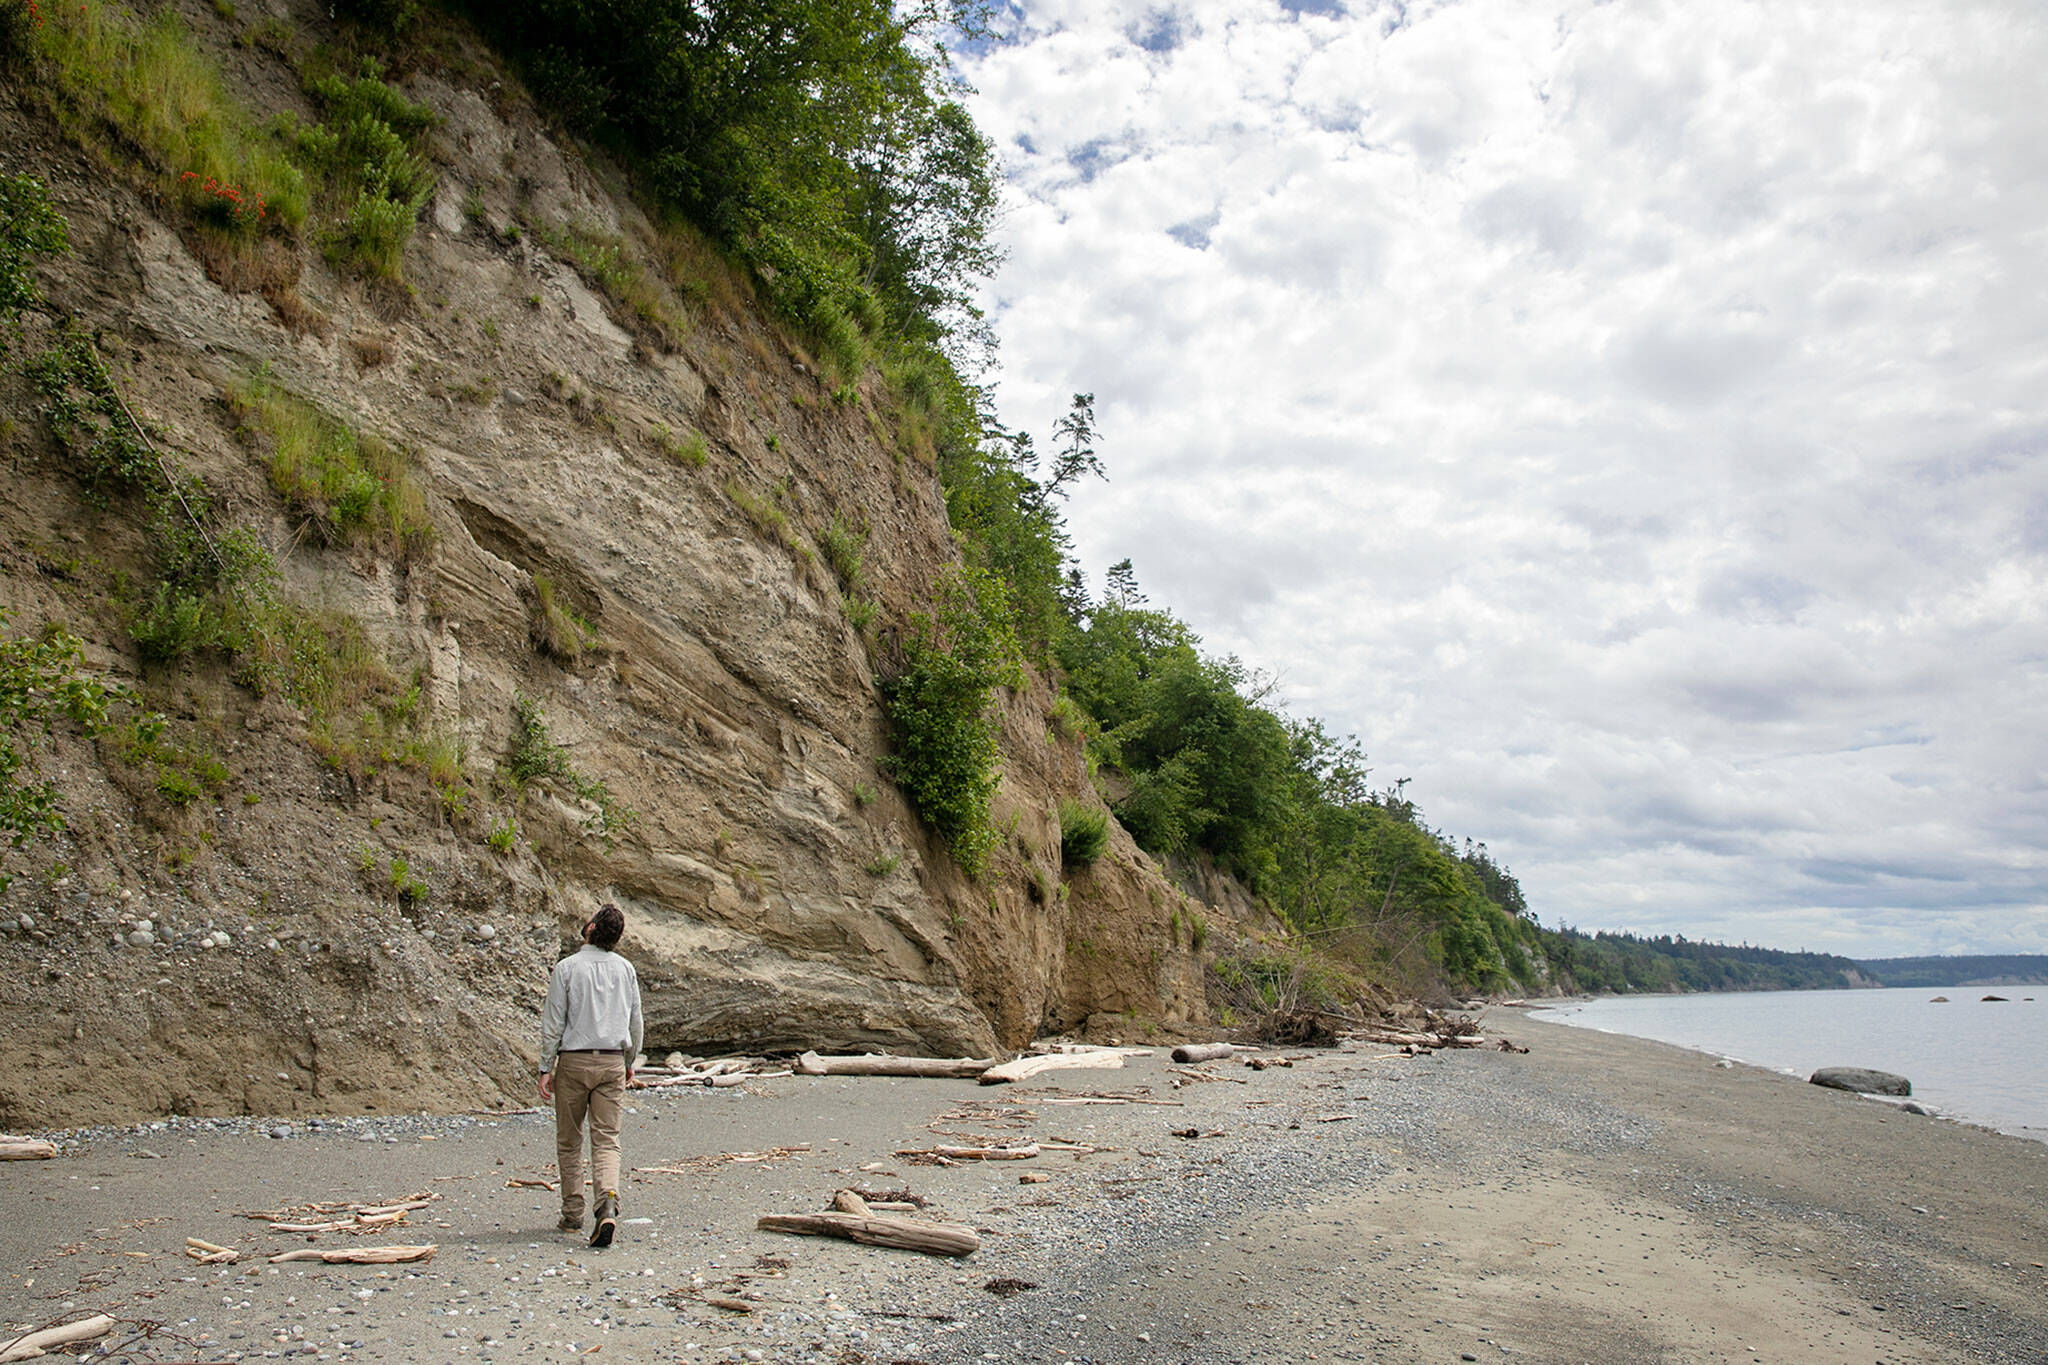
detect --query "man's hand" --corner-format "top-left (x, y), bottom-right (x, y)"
top-left (625, 1068), bottom-right (635, 1087)
top-left (537, 1072), bottom-right (554, 1101)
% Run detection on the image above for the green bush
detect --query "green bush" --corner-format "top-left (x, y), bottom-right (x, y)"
top-left (1058, 798), bottom-right (1108, 870)
top-left (880, 564), bottom-right (1022, 878)
top-left (501, 694), bottom-right (632, 839)
top-left (0, 172), bottom-right (68, 331)
top-left (2, 613), bottom-right (139, 857)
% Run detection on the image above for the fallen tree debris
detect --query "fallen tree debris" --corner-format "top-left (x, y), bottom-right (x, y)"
top-left (894, 1142), bottom-right (1040, 1164)
top-left (634, 1144), bottom-right (813, 1177)
top-left (757, 1190), bottom-right (979, 1257)
top-left (505, 1177), bottom-right (557, 1190)
top-left (983, 1277), bottom-right (1037, 1297)
top-left (796, 1052), bottom-right (993, 1078)
top-left (0, 1137), bottom-right (57, 1162)
top-left (0, 1314), bottom-right (116, 1363)
top-left (1170, 1043), bottom-right (1236, 1064)
top-left (1170, 1067), bottom-right (1248, 1085)
top-left (269, 1244), bottom-right (437, 1265)
top-left (980, 1052), bottom-right (1125, 1085)
top-left (243, 1192), bottom-right (439, 1223)
top-left (1019, 1171), bottom-right (1051, 1184)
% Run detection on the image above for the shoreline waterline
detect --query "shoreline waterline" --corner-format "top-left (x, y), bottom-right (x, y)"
top-left (1527, 985), bottom-right (2048, 1143)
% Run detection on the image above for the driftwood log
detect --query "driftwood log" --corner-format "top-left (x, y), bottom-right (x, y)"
top-left (0, 1138), bottom-right (57, 1161)
top-left (1348, 1028), bottom-right (1485, 1049)
top-left (0, 1315), bottom-right (116, 1363)
top-left (893, 1142), bottom-right (1040, 1161)
top-left (269, 1245), bottom-right (438, 1265)
top-left (796, 1052), bottom-right (993, 1078)
top-left (980, 1052), bottom-right (1125, 1085)
top-left (758, 1190), bottom-right (979, 1257)
top-left (1169, 1043), bottom-right (1236, 1064)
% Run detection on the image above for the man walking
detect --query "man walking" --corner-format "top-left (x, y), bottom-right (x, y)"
top-left (538, 904), bottom-right (643, 1248)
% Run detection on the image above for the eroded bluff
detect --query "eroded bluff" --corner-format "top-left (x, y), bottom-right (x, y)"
top-left (0, 20), bottom-right (1274, 1129)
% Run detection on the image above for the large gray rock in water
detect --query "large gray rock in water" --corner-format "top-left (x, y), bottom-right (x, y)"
top-left (1810, 1066), bottom-right (1911, 1096)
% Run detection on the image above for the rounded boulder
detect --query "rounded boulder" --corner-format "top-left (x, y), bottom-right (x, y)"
top-left (1810, 1066), bottom-right (1910, 1097)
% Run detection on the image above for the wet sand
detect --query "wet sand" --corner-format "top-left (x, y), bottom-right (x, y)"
top-left (3, 1014), bottom-right (2044, 1363)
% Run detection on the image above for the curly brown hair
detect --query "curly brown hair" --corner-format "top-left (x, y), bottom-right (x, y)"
top-left (588, 904), bottom-right (625, 950)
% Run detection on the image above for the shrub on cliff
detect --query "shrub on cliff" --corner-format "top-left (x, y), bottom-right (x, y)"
top-left (881, 565), bottom-right (1022, 878)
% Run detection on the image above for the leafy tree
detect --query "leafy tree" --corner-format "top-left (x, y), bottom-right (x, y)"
top-left (1047, 391), bottom-right (1105, 496)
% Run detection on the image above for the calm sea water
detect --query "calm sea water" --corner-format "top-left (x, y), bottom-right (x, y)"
top-left (1528, 986), bottom-right (2048, 1142)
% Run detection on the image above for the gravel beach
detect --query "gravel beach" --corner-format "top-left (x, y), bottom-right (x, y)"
top-left (5, 1014), bottom-right (2045, 1364)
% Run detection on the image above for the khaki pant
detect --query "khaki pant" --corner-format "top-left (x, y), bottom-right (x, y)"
top-left (552, 1051), bottom-right (625, 1221)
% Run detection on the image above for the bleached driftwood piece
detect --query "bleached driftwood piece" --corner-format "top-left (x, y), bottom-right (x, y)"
top-left (796, 1052), bottom-right (994, 1078)
top-left (979, 1052), bottom-right (1126, 1085)
top-left (756, 1191), bottom-right (978, 1257)
top-left (0, 1137), bottom-right (57, 1161)
top-left (269, 1244), bottom-right (438, 1265)
top-left (0, 1316), bottom-right (116, 1362)
top-left (185, 1237), bottom-right (241, 1264)
top-left (1169, 1043), bottom-right (1236, 1064)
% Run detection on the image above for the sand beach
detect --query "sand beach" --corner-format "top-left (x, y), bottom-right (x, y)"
top-left (4, 1014), bottom-right (2044, 1364)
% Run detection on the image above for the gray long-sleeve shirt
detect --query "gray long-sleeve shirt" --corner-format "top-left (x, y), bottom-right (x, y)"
top-left (539, 944), bottom-right (644, 1075)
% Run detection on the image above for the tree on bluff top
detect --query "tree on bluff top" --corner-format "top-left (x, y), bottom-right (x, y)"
top-left (477, 0), bottom-right (999, 352)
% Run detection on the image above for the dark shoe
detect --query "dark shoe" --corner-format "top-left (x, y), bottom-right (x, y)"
top-left (589, 1191), bottom-right (617, 1248)
top-left (556, 1212), bottom-right (581, 1233)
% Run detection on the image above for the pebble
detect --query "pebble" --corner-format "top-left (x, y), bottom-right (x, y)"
top-left (128, 930), bottom-right (155, 947)
top-left (475, 923), bottom-right (497, 942)
top-left (268, 1125), bottom-right (290, 1139)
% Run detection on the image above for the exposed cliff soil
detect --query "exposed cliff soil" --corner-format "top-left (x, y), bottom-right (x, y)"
top-left (0, 2), bottom-right (1282, 1129)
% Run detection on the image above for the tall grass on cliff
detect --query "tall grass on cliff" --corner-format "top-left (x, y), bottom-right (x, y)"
top-left (227, 369), bottom-right (435, 556)
top-left (7, 0), bottom-right (310, 238)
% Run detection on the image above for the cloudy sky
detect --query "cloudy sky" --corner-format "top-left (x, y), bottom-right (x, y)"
top-left (955, 0), bottom-right (2048, 957)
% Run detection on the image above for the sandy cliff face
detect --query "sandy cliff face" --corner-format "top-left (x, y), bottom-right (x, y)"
top-left (0, 10), bottom-right (1277, 1128)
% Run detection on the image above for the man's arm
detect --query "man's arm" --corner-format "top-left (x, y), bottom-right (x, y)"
top-left (623, 962), bottom-right (645, 1079)
top-left (538, 962), bottom-right (569, 1093)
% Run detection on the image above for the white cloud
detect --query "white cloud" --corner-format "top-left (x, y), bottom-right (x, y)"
top-left (960, 0), bottom-right (2048, 957)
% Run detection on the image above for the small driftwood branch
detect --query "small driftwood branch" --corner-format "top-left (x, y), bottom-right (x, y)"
top-left (505, 1178), bottom-right (558, 1190)
top-left (1029, 1043), bottom-right (1156, 1057)
top-left (1170, 1043), bottom-right (1236, 1064)
top-left (796, 1052), bottom-right (994, 1079)
top-left (980, 1052), bottom-right (1126, 1085)
top-left (0, 1315), bottom-right (117, 1362)
top-left (185, 1237), bottom-right (241, 1264)
top-left (269, 1244), bottom-right (437, 1265)
top-left (0, 1138), bottom-right (57, 1161)
top-left (922, 1143), bottom-right (1040, 1161)
top-left (758, 1190), bottom-right (979, 1257)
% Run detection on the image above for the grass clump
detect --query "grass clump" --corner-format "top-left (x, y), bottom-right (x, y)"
top-left (725, 478), bottom-right (803, 556)
top-left (529, 574), bottom-right (599, 666)
top-left (817, 513), bottom-right (866, 593)
top-left (652, 422), bottom-right (707, 469)
top-left (1058, 798), bottom-right (1109, 870)
top-left (539, 219), bottom-right (687, 352)
top-left (227, 368), bottom-right (435, 556)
